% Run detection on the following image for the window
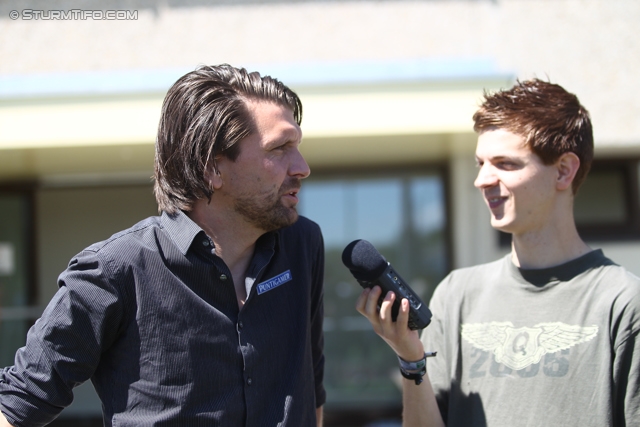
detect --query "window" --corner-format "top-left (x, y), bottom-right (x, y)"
top-left (574, 159), bottom-right (640, 240)
top-left (0, 187), bottom-right (36, 367)
top-left (298, 167), bottom-right (450, 411)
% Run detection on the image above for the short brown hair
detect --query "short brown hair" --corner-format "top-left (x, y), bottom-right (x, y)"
top-left (154, 64), bottom-right (303, 214)
top-left (473, 79), bottom-right (593, 193)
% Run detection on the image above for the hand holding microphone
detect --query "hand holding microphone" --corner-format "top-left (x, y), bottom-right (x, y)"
top-left (342, 239), bottom-right (432, 330)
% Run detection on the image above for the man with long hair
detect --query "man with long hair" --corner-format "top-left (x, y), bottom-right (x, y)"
top-left (0, 65), bottom-right (325, 426)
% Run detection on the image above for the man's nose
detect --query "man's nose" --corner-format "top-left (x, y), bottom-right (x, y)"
top-left (290, 147), bottom-right (311, 179)
top-left (474, 164), bottom-right (497, 189)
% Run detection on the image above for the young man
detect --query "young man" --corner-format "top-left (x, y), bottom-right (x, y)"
top-left (0, 65), bottom-right (325, 426)
top-left (357, 79), bottom-right (640, 426)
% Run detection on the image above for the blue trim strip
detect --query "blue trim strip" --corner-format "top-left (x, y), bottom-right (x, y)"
top-left (259, 57), bottom-right (507, 86)
top-left (0, 58), bottom-right (510, 99)
top-left (0, 67), bottom-right (191, 98)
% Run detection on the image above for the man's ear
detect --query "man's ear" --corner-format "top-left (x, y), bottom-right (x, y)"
top-left (204, 158), bottom-right (224, 191)
top-left (556, 152), bottom-right (580, 191)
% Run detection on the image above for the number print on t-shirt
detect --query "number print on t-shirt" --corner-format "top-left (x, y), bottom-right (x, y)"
top-left (462, 321), bottom-right (598, 372)
top-left (469, 347), bottom-right (572, 378)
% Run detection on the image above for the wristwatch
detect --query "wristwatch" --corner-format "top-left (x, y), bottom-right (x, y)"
top-left (398, 351), bottom-right (437, 385)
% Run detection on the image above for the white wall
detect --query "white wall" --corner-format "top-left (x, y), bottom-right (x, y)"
top-left (2, 0), bottom-right (639, 145)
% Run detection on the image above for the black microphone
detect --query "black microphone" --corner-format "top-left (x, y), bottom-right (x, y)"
top-left (342, 239), bottom-right (432, 330)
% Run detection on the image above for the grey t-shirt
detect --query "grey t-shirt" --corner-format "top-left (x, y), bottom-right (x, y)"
top-left (422, 250), bottom-right (640, 427)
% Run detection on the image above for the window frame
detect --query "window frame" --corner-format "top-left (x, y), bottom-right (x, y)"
top-left (299, 162), bottom-right (453, 414)
top-left (0, 182), bottom-right (38, 367)
top-left (575, 158), bottom-right (640, 241)
top-left (305, 162), bottom-right (453, 277)
top-left (0, 182), bottom-right (38, 307)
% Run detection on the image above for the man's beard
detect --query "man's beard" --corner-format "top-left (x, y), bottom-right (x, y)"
top-left (233, 180), bottom-right (301, 232)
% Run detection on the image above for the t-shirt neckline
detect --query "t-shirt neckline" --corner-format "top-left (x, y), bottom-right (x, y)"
top-left (506, 249), bottom-right (607, 288)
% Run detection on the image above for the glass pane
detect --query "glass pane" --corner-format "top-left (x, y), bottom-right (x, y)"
top-left (574, 169), bottom-right (627, 225)
top-left (409, 177), bottom-right (448, 303)
top-left (299, 172), bottom-right (448, 408)
top-left (0, 193), bottom-right (30, 366)
top-left (299, 181), bottom-right (348, 249)
top-left (352, 180), bottom-right (403, 248)
top-left (0, 319), bottom-right (28, 366)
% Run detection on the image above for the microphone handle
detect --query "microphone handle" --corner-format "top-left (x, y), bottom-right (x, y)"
top-left (356, 263), bottom-right (432, 330)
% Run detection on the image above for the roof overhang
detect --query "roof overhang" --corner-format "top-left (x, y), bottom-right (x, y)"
top-left (0, 59), bottom-right (512, 182)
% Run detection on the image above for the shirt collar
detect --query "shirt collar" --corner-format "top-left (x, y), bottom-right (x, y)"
top-left (160, 209), bottom-right (281, 257)
top-left (161, 210), bottom-right (204, 255)
top-left (255, 229), bottom-right (278, 256)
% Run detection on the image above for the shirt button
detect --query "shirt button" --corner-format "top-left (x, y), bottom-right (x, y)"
top-left (202, 240), bottom-right (209, 247)
top-left (220, 274), bottom-right (228, 281)
top-left (247, 377), bottom-right (252, 386)
top-left (238, 321), bottom-right (244, 329)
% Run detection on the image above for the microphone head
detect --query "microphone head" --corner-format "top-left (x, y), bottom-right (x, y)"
top-left (342, 239), bottom-right (388, 281)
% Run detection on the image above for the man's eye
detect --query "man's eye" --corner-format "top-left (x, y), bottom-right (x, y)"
top-left (273, 142), bottom-right (291, 151)
top-left (498, 161), bottom-right (517, 169)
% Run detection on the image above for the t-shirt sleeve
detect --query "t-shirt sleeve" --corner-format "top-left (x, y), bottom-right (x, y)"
top-left (612, 284), bottom-right (640, 426)
top-left (0, 249), bottom-right (124, 427)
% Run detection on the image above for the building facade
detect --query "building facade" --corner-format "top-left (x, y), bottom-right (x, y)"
top-left (1, 0), bottom-right (639, 424)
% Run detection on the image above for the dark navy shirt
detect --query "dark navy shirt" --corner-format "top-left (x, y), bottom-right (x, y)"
top-left (0, 211), bottom-right (325, 426)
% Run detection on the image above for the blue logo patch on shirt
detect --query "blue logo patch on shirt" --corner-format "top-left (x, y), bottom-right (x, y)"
top-left (256, 270), bottom-right (292, 295)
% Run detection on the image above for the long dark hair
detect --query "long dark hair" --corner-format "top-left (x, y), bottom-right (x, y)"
top-left (154, 64), bottom-right (302, 213)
